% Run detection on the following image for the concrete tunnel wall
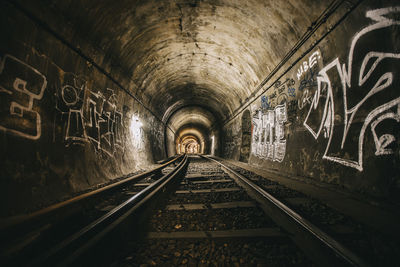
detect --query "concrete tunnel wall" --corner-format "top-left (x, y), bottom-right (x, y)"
top-left (222, 1), bottom-right (400, 199)
top-left (0, 0), bottom-right (399, 217)
top-left (0, 2), bottom-right (169, 216)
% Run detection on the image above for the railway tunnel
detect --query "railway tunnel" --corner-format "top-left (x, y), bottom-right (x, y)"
top-left (0, 0), bottom-right (400, 265)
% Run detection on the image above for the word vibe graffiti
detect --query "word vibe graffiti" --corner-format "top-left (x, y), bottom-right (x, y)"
top-left (252, 103), bottom-right (287, 162)
top-left (304, 7), bottom-right (400, 171)
top-left (55, 73), bottom-right (126, 157)
top-left (297, 51), bottom-right (321, 81)
top-left (0, 55), bottom-right (47, 140)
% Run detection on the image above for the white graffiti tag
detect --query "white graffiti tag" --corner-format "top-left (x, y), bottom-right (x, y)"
top-left (297, 51), bottom-right (321, 80)
top-left (252, 103), bottom-right (287, 162)
top-left (55, 73), bottom-right (87, 144)
top-left (0, 55), bottom-right (47, 140)
top-left (304, 7), bottom-right (400, 171)
top-left (85, 88), bottom-right (124, 157)
top-left (54, 74), bottom-right (124, 157)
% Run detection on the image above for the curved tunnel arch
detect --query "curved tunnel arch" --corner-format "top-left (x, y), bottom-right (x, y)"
top-left (37, 0), bottom-right (326, 151)
top-left (19, 0), bottom-right (331, 162)
top-left (165, 105), bottom-right (220, 156)
top-left (179, 135), bottom-right (201, 154)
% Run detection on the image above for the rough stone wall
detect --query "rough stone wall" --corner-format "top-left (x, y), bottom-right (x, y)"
top-left (222, 118), bottom-right (241, 160)
top-left (223, 0), bottom-right (400, 199)
top-left (0, 2), bottom-right (166, 216)
top-left (166, 127), bottom-right (177, 156)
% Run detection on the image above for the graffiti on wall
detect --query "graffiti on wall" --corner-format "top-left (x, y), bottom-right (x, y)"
top-left (54, 73), bottom-right (125, 157)
top-left (0, 54), bottom-right (47, 140)
top-left (266, 78), bottom-right (296, 107)
top-left (0, 54), bottom-right (129, 158)
top-left (85, 88), bottom-right (124, 156)
top-left (54, 73), bottom-right (86, 144)
top-left (304, 7), bottom-right (400, 171)
top-left (251, 102), bottom-right (287, 162)
top-left (297, 51), bottom-right (321, 81)
top-left (297, 67), bottom-right (319, 110)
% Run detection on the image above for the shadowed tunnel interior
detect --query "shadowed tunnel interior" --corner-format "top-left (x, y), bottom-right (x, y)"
top-left (0, 0), bottom-right (399, 231)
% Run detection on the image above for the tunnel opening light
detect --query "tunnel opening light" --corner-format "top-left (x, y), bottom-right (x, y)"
top-left (130, 114), bottom-right (143, 149)
top-left (184, 140), bottom-right (199, 154)
top-left (179, 135), bottom-right (200, 154)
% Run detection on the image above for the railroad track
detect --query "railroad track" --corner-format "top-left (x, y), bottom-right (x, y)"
top-left (112, 155), bottom-right (368, 267)
top-left (0, 154), bottom-right (187, 266)
top-left (2, 154), bottom-right (386, 266)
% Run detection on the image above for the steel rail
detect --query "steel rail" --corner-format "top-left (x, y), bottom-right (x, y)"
top-left (0, 155), bottom-right (183, 231)
top-left (32, 154), bottom-right (188, 266)
top-left (203, 155), bottom-right (369, 267)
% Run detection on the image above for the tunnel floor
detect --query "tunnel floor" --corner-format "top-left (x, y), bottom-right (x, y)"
top-left (106, 156), bottom-right (400, 267)
top-left (1, 156), bottom-right (399, 266)
top-left (110, 156), bottom-right (312, 266)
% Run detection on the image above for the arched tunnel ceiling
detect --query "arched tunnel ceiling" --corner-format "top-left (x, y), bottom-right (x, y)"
top-left (179, 128), bottom-right (206, 143)
top-left (168, 106), bottom-right (217, 132)
top-left (181, 135), bottom-right (200, 143)
top-left (45, 0), bottom-right (328, 122)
